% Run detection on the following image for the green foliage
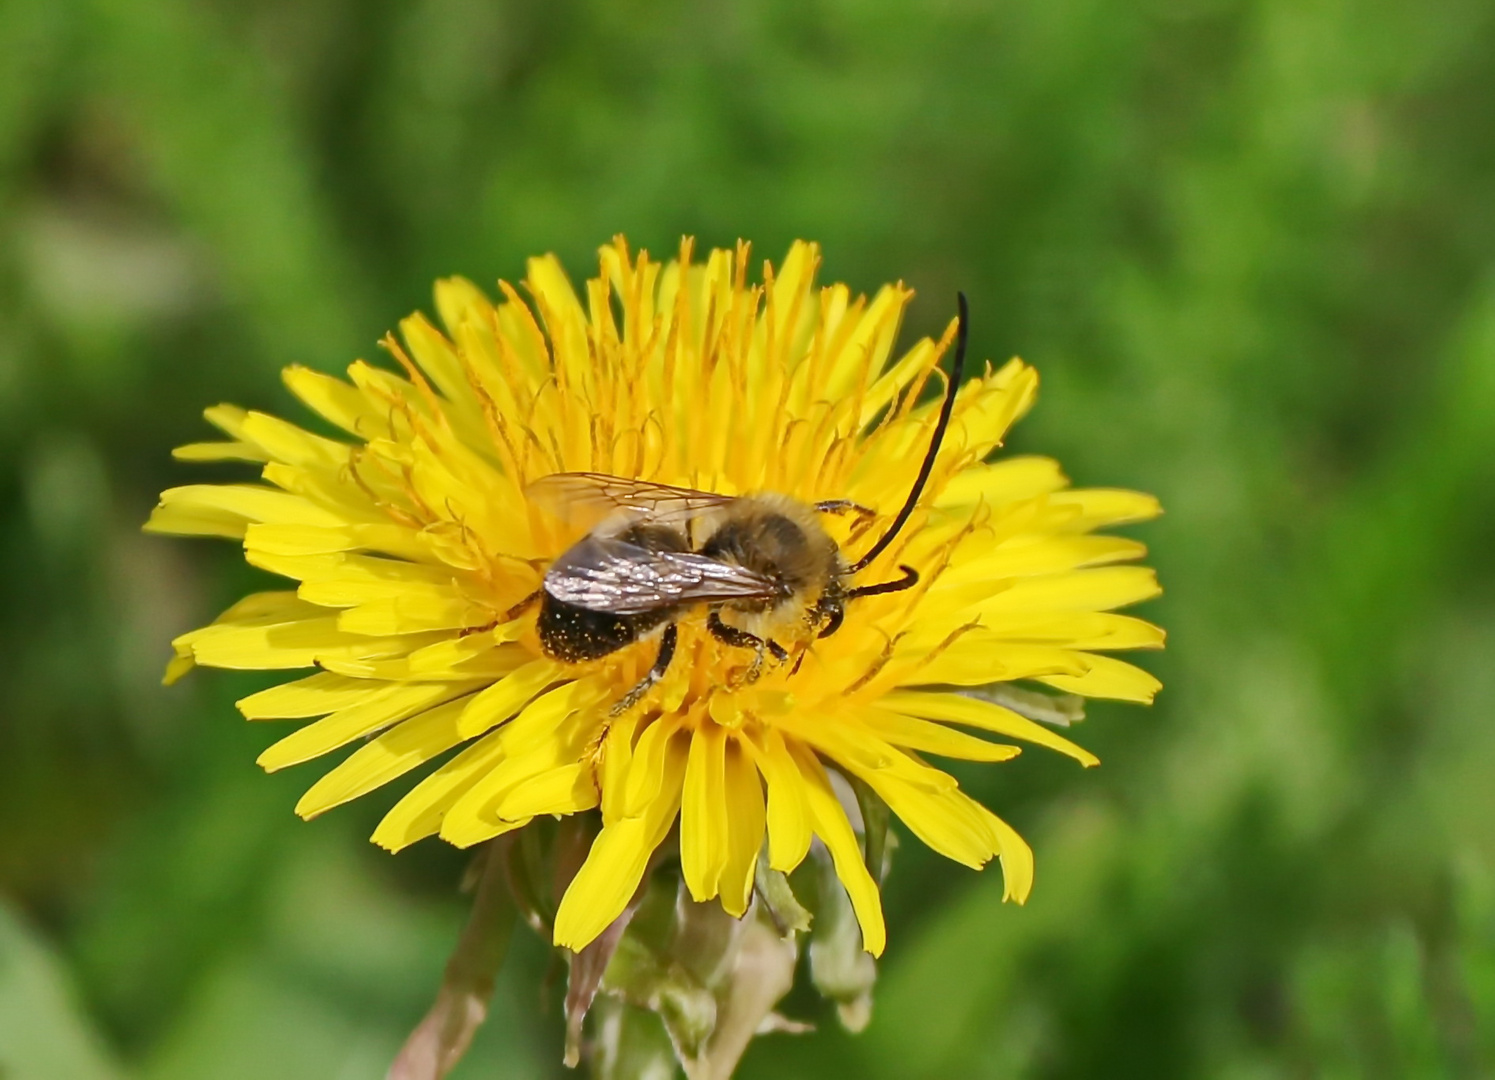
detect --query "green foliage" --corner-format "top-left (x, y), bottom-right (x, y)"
top-left (2, 0), bottom-right (1493, 1075)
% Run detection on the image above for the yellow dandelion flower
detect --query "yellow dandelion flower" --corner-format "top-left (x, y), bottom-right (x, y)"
top-left (147, 237), bottom-right (1163, 958)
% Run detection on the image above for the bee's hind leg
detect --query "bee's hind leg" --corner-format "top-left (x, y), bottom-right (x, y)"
top-left (610, 623), bottom-right (679, 717)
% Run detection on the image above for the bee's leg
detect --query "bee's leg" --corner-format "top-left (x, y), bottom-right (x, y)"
top-left (504, 589), bottom-right (542, 621)
top-left (610, 623), bottom-right (678, 717)
top-left (460, 588), bottom-right (541, 637)
top-left (707, 612), bottom-right (786, 685)
top-left (814, 499), bottom-right (878, 540)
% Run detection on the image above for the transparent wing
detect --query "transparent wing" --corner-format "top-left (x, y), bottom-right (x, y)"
top-left (527, 472), bottom-right (739, 531)
top-left (544, 534), bottom-right (782, 615)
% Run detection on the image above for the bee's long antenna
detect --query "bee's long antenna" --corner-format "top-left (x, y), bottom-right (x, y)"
top-left (847, 292), bottom-right (969, 575)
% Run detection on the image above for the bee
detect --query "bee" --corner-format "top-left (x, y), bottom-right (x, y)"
top-left (521, 294), bottom-right (970, 716)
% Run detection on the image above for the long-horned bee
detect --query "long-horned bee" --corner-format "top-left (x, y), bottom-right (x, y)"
top-left (524, 294), bottom-right (970, 716)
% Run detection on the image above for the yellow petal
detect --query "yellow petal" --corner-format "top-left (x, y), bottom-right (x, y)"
top-left (957, 534), bottom-right (1148, 580)
top-left (853, 707), bottom-right (1022, 763)
top-left (437, 681), bottom-right (607, 846)
top-left (973, 612), bottom-right (1166, 651)
top-left (879, 690), bottom-right (1099, 767)
top-left (1048, 488), bottom-right (1162, 529)
top-left (599, 713), bottom-right (641, 826)
top-left (852, 769), bottom-right (1000, 870)
top-left (400, 312), bottom-right (471, 404)
top-left (147, 484), bottom-right (344, 535)
top-left (371, 729), bottom-right (508, 851)
top-left (282, 365), bottom-right (388, 438)
top-left (718, 735), bottom-right (767, 917)
top-left (294, 697), bottom-right (473, 819)
top-left (237, 412), bottom-right (348, 470)
top-left (681, 721), bottom-right (729, 903)
top-left (257, 681), bottom-right (481, 772)
top-left (238, 671), bottom-right (378, 720)
top-left (789, 741), bottom-right (886, 957)
top-left (172, 441), bottom-right (270, 463)
top-left (186, 615), bottom-right (443, 671)
top-left (455, 659), bottom-right (565, 738)
top-left (494, 762), bottom-right (598, 821)
top-left (553, 728), bottom-right (689, 952)
top-left (754, 728), bottom-right (812, 873)
top-left (935, 455), bottom-right (1067, 508)
top-left (946, 360), bottom-right (1039, 461)
top-left (1040, 654), bottom-right (1162, 703)
top-left (622, 713), bottom-right (686, 818)
top-left (243, 522), bottom-right (427, 562)
top-left (979, 803), bottom-right (1034, 903)
top-left (433, 276), bottom-right (493, 338)
top-left (894, 639), bottom-right (1090, 688)
top-left (975, 566), bottom-right (1161, 616)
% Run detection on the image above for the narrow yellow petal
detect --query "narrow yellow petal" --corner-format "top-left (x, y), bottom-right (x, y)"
top-left (853, 708), bottom-right (1022, 763)
top-left (187, 616), bottom-right (443, 672)
top-left (294, 697), bottom-right (473, 819)
top-left (946, 360), bottom-right (1039, 461)
top-left (977, 803), bottom-right (1034, 902)
top-left (852, 769), bottom-right (1001, 870)
top-left (371, 729), bottom-right (507, 851)
top-left (237, 412), bottom-right (348, 470)
top-left (681, 722), bottom-right (729, 903)
top-left (147, 484), bottom-right (344, 532)
top-left (622, 713), bottom-right (686, 818)
top-left (257, 681), bottom-right (481, 772)
top-left (433, 275), bottom-right (493, 338)
top-left (238, 672), bottom-right (354, 719)
top-left (753, 728), bottom-right (812, 873)
top-left (975, 566), bottom-right (1161, 617)
top-left (336, 593), bottom-right (481, 636)
top-left (494, 762), bottom-right (598, 821)
top-left (599, 713), bottom-right (641, 826)
top-left (789, 742), bottom-right (886, 957)
top-left (243, 522), bottom-right (427, 562)
top-left (935, 455), bottom-right (1067, 508)
top-left (455, 659), bottom-right (565, 738)
top-left (971, 612), bottom-right (1167, 651)
top-left (718, 735), bottom-right (767, 917)
top-left (896, 639), bottom-right (1091, 688)
top-left (1047, 488), bottom-right (1162, 529)
top-left (553, 729), bottom-right (689, 952)
top-left (172, 441), bottom-right (270, 463)
top-left (437, 681), bottom-right (607, 846)
top-left (282, 365), bottom-right (387, 438)
top-left (400, 311), bottom-right (471, 404)
top-left (880, 690), bottom-right (1100, 767)
top-left (957, 535), bottom-right (1148, 580)
top-left (1040, 654), bottom-right (1162, 703)
top-left (162, 652), bottom-right (195, 685)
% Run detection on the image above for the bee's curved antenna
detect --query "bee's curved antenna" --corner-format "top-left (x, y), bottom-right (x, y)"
top-left (847, 292), bottom-right (969, 575)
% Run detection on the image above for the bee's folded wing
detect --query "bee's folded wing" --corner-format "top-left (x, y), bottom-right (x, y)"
top-left (544, 535), bottom-right (780, 615)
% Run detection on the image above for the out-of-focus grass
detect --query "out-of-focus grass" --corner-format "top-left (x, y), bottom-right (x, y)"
top-left (1, 0), bottom-right (1493, 1076)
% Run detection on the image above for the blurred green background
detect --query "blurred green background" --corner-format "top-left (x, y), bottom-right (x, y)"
top-left (3, 0), bottom-right (1495, 1076)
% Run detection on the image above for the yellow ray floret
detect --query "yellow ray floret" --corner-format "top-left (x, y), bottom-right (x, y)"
top-left (146, 236), bottom-right (1164, 957)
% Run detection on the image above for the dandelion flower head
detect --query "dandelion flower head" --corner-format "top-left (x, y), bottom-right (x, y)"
top-left (147, 237), bottom-right (1163, 956)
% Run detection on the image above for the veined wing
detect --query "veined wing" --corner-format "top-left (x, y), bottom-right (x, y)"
top-left (544, 534), bottom-right (782, 615)
top-left (527, 472), bottom-right (739, 531)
